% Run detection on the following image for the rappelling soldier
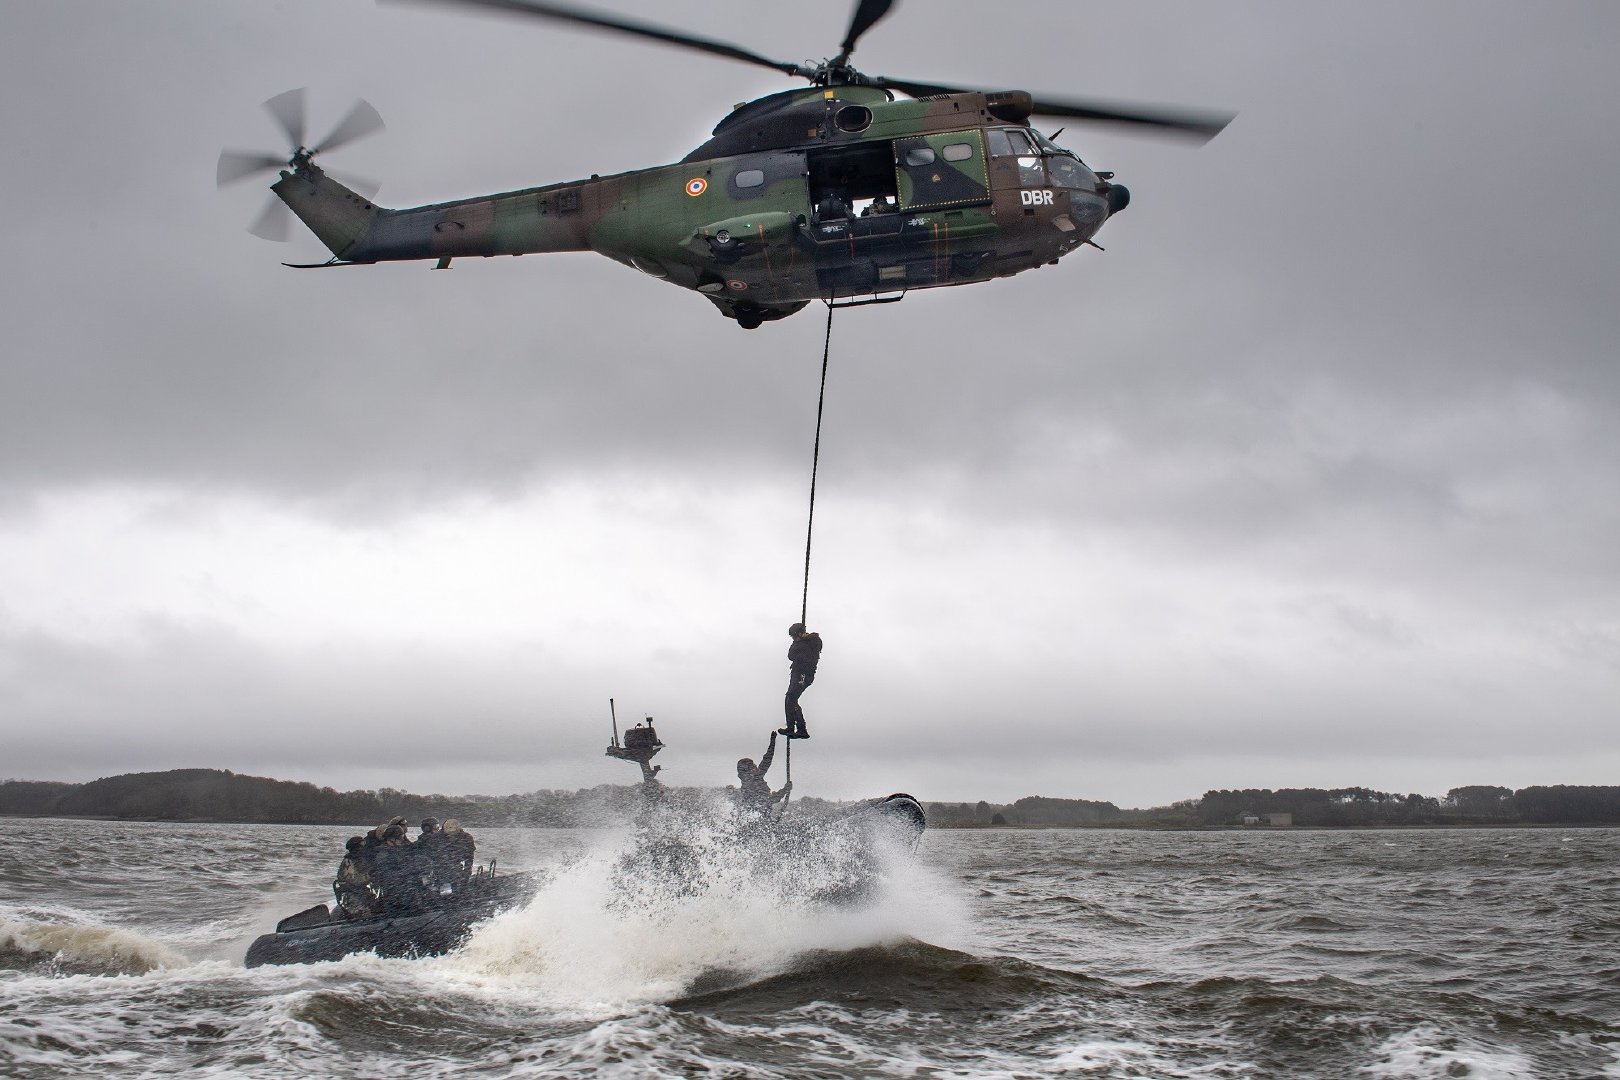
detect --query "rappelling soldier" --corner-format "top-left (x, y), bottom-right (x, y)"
top-left (780, 622), bottom-right (822, 739)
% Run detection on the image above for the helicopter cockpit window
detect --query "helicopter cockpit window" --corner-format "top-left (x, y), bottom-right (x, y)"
top-left (941, 142), bottom-right (974, 163)
top-left (1031, 131), bottom-right (1065, 154)
top-left (1016, 156), bottom-right (1047, 188)
top-left (1045, 155), bottom-right (1095, 190)
top-left (735, 169), bottom-right (765, 188)
top-left (903, 146), bottom-right (936, 167)
top-left (985, 129), bottom-right (1012, 157)
top-left (1004, 130), bottom-right (1036, 156)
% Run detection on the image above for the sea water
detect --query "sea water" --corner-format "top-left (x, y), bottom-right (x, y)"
top-left (2, 818), bottom-right (1617, 1077)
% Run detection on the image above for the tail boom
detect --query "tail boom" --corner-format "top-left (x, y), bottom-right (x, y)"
top-left (273, 167), bottom-right (597, 264)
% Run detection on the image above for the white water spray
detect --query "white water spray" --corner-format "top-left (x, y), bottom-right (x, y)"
top-left (433, 796), bottom-right (970, 1009)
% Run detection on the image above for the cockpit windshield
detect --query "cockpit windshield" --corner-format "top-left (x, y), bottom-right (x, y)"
top-left (1032, 130), bottom-right (1098, 191)
top-left (989, 127), bottom-right (1098, 190)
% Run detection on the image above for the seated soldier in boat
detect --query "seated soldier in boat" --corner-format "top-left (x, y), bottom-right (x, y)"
top-left (333, 835), bottom-right (378, 919)
top-left (370, 823), bottom-right (435, 914)
top-left (440, 820), bottom-right (476, 891)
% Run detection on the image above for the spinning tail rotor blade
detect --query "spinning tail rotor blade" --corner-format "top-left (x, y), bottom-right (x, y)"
top-left (314, 99), bottom-right (386, 155)
top-left (217, 149), bottom-right (289, 187)
top-left (263, 88), bottom-right (308, 149)
top-left (248, 195), bottom-right (293, 242)
top-left (220, 90), bottom-right (387, 240)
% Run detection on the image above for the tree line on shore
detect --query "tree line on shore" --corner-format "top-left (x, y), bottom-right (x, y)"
top-left (4, 769), bottom-right (1619, 828)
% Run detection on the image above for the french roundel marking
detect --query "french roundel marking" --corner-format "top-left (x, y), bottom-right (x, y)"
top-left (685, 177), bottom-right (707, 196)
top-left (726, 279), bottom-right (748, 292)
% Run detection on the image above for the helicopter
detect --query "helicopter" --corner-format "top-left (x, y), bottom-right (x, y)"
top-left (217, 0), bottom-right (1233, 329)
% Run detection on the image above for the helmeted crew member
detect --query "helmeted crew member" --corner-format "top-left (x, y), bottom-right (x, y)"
top-left (371, 823), bottom-right (433, 914)
top-left (371, 815), bottom-right (410, 843)
top-left (780, 622), bottom-right (822, 740)
top-left (416, 817), bottom-right (448, 891)
top-left (440, 819), bottom-right (476, 890)
top-left (334, 835), bottom-right (377, 919)
top-left (736, 730), bottom-right (791, 814)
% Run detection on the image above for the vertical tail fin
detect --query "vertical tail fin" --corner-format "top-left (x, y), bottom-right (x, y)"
top-left (271, 167), bottom-right (383, 262)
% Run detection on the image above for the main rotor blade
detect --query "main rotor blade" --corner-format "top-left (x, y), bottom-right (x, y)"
top-left (837, 0), bottom-right (896, 65)
top-left (385, 0), bottom-right (812, 78)
top-left (263, 88), bottom-right (308, 149)
top-left (1024, 93), bottom-right (1233, 142)
top-left (874, 75), bottom-right (1234, 142)
top-left (314, 98), bottom-right (385, 155)
top-left (248, 195), bottom-right (292, 242)
top-left (217, 148), bottom-right (289, 187)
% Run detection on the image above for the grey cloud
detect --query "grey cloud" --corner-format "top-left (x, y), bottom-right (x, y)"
top-left (2, 1), bottom-right (1617, 805)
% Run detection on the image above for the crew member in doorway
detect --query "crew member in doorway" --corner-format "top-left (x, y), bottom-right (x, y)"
top-left (780, 622), bottom-right (822, 739)
top-left (736, 730), bottom-right (791, 814)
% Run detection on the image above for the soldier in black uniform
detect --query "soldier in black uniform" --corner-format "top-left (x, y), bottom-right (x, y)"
top-left (415, 817), bottom-right (449, 893)
top-left (780, 622), bottom-right (822, 740)
top-left (440, 819), bottom-right (476, 890)
top-left (371, 823), bottom-right (434, 914)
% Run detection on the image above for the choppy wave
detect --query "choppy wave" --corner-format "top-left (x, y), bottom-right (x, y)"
top-left (2, 821), bottom-right (1619, 1078)
top-left (0, 910), bottom-right (187, 976)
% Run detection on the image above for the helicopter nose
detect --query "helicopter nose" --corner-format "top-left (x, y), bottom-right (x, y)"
top-left (1105, 184), bottom-right (1131, 215)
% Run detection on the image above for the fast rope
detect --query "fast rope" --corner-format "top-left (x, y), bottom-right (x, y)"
top-left (785, 298), bottom-right (836, 810)
top-left (800, 298), bottom-right (835, 627)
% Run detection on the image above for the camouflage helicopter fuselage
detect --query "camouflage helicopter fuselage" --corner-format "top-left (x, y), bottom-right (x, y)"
top-left (272, 85), bottom-right (1128, 328)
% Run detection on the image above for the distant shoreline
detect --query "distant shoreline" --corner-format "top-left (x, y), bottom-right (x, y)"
top-left (4, 812), bottom-right (1616, 833)
top-left (6, 770), bottom-right (1617, 829)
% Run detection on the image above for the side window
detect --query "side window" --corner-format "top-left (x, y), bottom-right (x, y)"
top-left (735, 169), bottom-right (765, 188)
top-left (1005, 130), bottom-right (1036, 156)
top-left (893, 130), bottom-right (989, 210)
top-left (986, 128), bottom-right (1012, 157)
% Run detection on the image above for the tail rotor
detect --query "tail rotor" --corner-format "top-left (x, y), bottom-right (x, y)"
top-left (217, 89), bottom-right (385, 241)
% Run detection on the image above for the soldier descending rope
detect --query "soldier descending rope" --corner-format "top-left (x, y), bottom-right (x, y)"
top-left (780, 622), bottom-right (822, 740)
top-left (780, 300), bottom-right (834, 744)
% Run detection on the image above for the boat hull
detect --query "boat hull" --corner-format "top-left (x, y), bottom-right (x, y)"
top-left (244, 872), bottom-right (536, 967)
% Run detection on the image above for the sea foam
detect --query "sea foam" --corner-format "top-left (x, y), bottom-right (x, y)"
top-left (430, 796), bottom-right (969, 1010)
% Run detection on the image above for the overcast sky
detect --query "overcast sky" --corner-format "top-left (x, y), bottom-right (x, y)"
top-left (2, 1), bottom-right (1616, 808)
